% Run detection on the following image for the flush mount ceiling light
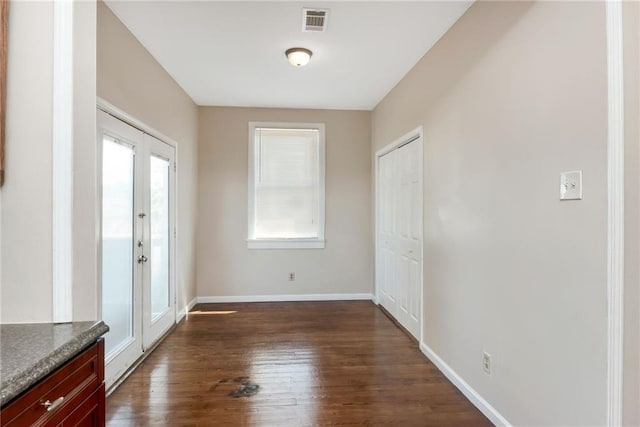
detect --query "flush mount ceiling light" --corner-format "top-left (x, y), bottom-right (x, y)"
top-left (285, 47), bottom-right (313, 67)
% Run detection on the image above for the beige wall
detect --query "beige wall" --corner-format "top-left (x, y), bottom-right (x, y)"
top-left (1, 1), bottom-right (98, 323)
top-left (1, 1), bottom-right (54, 322)
top-left (372, 2), bottom-right (608, 424)
top-left (97, 2), bottom-right (199, 311)
top-left (197, 107), bottom-right (372, 298)
top-left (623, 2), bottom-right (640, 425)
top-left (1, 0), bottom-right (200, 320)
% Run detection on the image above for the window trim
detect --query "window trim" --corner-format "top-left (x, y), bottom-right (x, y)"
top-left (247, 121), bottom-right (326, 249)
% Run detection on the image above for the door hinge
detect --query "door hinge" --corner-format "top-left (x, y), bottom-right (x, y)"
top-left (174, 162), bottom-right (177, 172)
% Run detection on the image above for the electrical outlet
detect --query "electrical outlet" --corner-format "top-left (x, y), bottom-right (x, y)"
top-left (482, 352), bottom-right (491, 375)
top-left (289, 272), bottom-right (295, 281)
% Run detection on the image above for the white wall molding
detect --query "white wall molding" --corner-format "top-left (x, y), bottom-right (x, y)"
top-left (52, 0), bottom-right (74, 323)
top-left (197, 293), bottom-right (374, 304)
top-left (420, 342), bottom-right (511, 427)
top-left (606, 1), bottom-right (625, 425)
top-left (177, 297), bottom-right (198, 322)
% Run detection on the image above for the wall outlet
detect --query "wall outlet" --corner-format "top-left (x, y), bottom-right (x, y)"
top-left (289, 272), bottom-right (295, 281)
top-left (482, 352), bottom-right (492, 375)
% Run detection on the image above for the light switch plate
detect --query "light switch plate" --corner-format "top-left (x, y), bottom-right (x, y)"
top-left (560, 170), bottom-right (582, 200)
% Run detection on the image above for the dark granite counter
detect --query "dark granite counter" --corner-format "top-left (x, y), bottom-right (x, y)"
top-left (0, 321), bottom-right (109, 407)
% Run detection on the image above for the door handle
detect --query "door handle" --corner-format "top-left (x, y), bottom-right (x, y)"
top-left (137, 255), bottom-right (148, 264)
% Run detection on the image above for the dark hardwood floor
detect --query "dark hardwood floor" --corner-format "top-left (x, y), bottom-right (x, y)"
top-left (106, 301), bottom-right (492, 426)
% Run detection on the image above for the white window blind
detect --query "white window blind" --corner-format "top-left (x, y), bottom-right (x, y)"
top-left (248, 123), bottom-right (325, 249)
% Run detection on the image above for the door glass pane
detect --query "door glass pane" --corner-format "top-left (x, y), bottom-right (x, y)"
top-left (102, 137), bottom-right (135, 357)
top-left (150, 155), bottom-right (170, 319)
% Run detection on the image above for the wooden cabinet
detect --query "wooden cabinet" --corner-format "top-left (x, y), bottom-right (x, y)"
top-left (1, 340), bottom-right (105, 427)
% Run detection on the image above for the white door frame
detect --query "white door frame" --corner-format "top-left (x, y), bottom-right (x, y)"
top-left (374, 126), bottom-right (424, 342)
top-left (605, 1), bottom-right (625, 424)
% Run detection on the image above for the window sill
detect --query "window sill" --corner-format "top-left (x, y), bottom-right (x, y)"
top-left (247, 239), bottom-right (325, 249)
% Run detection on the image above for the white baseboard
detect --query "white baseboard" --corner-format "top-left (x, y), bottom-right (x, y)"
top-left (177, 297), bottom-right (198, 322)
top-left (196, 293), bottom-right (374, 304)
top-left (419, 342), bottom-right (511, 427)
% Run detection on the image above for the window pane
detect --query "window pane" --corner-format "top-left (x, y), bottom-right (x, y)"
top-left (259, 129), bottom-right (316, 185)
top-left (255, 188), bottom-right (318, 238)
top-left (102, 137), bottom-right (134, 357)
top-left (254, 128), bottom-right (319, 239)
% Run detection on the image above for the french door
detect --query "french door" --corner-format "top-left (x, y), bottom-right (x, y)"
top-left (377, 135), bottom-right (423, 340)
top-left (98, 109), bottom-right (176, 388)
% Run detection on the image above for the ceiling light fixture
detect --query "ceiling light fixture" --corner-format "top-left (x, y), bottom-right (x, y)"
top-left (285, 47), bottom-right (312, 67)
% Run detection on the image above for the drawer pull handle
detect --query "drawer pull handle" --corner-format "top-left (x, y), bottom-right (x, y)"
top-left (42, 396), bottom-right (64, 412)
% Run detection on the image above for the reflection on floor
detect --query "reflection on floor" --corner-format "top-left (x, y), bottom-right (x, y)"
top-left (106, 301), bottom-right (491, 426)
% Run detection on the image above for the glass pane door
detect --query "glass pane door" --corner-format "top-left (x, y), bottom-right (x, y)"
top-left (99, 109), bottom-right (145, 389)
top-left (149, 155), bottom-right (170, 319)
top-left (102, 136), bottom-right (135, 357)
top-left (99, 108), bottom-right (176, 387)
top-left (142, 134), bottom-right (175, 350)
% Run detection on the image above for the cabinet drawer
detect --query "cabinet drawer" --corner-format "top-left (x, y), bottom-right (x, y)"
top-left (2, 342), bottom-right (103, 427)
top-left (59, 383), bottom-right (105, 427)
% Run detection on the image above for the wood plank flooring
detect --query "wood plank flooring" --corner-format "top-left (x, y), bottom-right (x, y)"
top-left (106, 301), bottom-right (492, 426)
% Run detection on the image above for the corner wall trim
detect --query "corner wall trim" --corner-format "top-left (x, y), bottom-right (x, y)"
top-left (197, 294), bottom-right (375, 304)
top-left (52, 0), bottom-right (74, 323)
top-left (419, 342), bottom-right (511, 427)
top-left (177, 297), bottom-right (198, 322)
top-left (606, 1), bottom-right (625, 425)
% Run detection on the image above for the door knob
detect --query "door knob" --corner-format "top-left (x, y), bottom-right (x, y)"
top-left (137, 255), bottom-right (148, 264)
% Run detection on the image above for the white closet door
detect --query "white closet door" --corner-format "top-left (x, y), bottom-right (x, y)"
top-left (378, 150), bottom-right (397, 316)
top-left (395, 140), bottom-right (422, 339)
top-left (376, 135), bottom-right (422, 341)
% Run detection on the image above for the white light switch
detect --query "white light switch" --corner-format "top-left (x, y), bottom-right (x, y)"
top-left (560, 170), bottom-right (582, 200)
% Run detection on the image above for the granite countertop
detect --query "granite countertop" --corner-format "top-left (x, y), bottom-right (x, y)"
top-left (0, 321), bottom-right (109, 407)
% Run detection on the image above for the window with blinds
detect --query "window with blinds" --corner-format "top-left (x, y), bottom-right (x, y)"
top-left (248, 122), bottom-right (325, 249)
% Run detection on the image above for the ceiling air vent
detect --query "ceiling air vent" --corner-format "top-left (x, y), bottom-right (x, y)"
top-left (302, 8), bottom-right (328, 32)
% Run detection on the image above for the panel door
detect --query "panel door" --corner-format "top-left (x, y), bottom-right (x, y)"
top-left (395, 140), bottom-right (422, 339)
top-left (378, 149), bottom-right (398, 316)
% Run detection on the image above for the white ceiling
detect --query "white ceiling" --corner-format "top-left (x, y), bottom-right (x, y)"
top-left (105, 1), bottom-right (472, 111)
